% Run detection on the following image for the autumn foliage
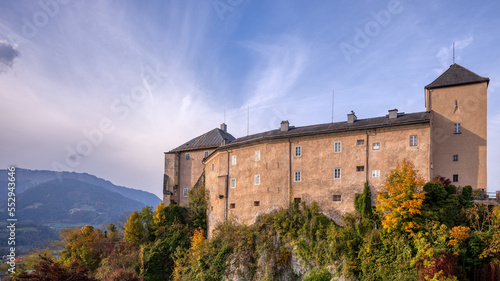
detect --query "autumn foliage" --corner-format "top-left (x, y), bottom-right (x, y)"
top-left (376, 159), bottom-right (426, 233)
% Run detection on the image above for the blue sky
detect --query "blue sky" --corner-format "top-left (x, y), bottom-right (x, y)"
top-left (0, 0), bottom-right (499, 198)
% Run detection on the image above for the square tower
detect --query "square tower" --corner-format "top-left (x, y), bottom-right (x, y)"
top-left (425, 64), bottom-right (489, 189)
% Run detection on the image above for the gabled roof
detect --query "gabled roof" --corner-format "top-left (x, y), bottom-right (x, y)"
top-left (218, 111), bottom-right (430, 149)
top-left (425, 64), bottom-right (489, 89)
top-left (168, 128), bottom-right (235, 153)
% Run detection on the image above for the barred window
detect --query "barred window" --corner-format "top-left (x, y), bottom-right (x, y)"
top-left (294, 146), bottom-right (302, 157)
top-left (334, 168), bottom-right (341, 179)
top-left (294, 171), bottom-right (301, 182)
top-left (334, 141), bottom-right (342, 153)
top-left (410, 135), bottom-right (417, 146)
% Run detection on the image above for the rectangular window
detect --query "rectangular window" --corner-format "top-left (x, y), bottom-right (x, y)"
top-left (254, 174), bottom-right (260, 185)
top-left (255, 150), bottom-right (261, 161)
top-left (453, 174), bottom-right (458, 182)
top-left (183, 188), bottom-right (188, 197)
top-left (254, 201), bottom-right (260, 206)
top-left (294, 198), bottom-right (301, 204)
top-left (204, 151), bottom-right (209, 158)
top-left (185, 153), bottom-right (190, 160)
top-left (211, 184), bottom-right (213, 193)
top-left (211, 163), bottom-right (214, 172)
top-left (372, 142), bottom-right (380, 150)
top-left (294, 171), bottom-right (301, 182)
top-left (230, 203), bottom-right (235, 209)
top-left (372, 170), bottom-right (380, 178)
top-left (357, 139), bottom-right (365, 145)
top-left (356, 166), bottom-right (364, 172)
top-left (231, 155), bottom-right (237, 165)
top-left (454, 123), bottom-right (462, 134)
top-left (332, 195), bottom-right (342, 201)
top-left (294, 146), bottom-right (302, 157)
top-left (334, 141), bottom-right (342, 153)
top-left (230, 178), bottom-right (236, 188)
top-left (334, 168), bottom-right (341, 179)
top-left (410, 135), bottom-right (417, 146)
top-left (453, 155), bottom-right (458, 162)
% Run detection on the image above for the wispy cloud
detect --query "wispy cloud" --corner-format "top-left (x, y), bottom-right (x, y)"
top-left (434, 37), bottom-right (473, 74)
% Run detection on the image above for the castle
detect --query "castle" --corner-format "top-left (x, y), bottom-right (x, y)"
top-left (163, 64), bottom-right (489, 237)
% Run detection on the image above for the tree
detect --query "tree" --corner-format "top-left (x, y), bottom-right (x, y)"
top-left (376, 160), bottom-right (426, 234)
top-left (140, 206), bottom-right (156, 241)
top-left (59, 225), bottom-right (112, 272)
top-left (355, 182), bottom-right (373, 220)
top-left (153, 202), bottom-right (166, 227)
top-left (188, 181), bottom-right (209, 232)
top-left (124, 211), bottom-right (147, 246)
top-left (15, 255), bottom-right (97, 281)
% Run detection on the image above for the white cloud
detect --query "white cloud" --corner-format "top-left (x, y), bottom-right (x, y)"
top-left (434, 37), bottom-right (473, 74)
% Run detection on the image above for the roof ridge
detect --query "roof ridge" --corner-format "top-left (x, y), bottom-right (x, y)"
top-left (167, 127), bottom-right (235, 153)
top-left (425, 63), bottom-right (489, 89)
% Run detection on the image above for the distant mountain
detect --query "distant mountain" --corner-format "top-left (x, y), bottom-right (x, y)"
top-left (0, 178), bottom-right (146, 226)
top-left (0, 168), bottom-right (161, 207)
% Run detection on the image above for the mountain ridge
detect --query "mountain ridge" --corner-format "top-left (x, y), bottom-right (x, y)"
top-left (0, 168), bottom-right (161, 207)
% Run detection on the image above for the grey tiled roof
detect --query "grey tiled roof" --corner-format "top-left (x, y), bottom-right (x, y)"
top-left (425, 64), bottom-right (489, 89)
top-left (168, 128), bottom-right (235, 153)
top-left (220, 111), bottom-right (430, 149)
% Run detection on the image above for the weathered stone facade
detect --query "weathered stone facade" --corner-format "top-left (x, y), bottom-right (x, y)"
top-left (204, 119), bottom-right (432, 236)
top-left (164, 64), bottom-right (489, 238)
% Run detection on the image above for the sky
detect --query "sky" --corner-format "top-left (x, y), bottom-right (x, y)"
top-left (0, 0), bottom-right (499, 199)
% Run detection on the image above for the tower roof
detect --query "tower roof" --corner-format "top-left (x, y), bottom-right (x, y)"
top-left (425, 63), bottom-right (489, 89)
top-left (167, 127), bottom-right (235, 153)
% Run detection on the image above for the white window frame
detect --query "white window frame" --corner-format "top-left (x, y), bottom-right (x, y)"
top-left (372, 143), bottom-right (380, 150)
top-left (230, 178), bottom-right (236, 188)
top-left (231, 155), bottom-right (237, 165)
top-left (454, 123), bottom-right (462, 134)
top-left (294, 171), bottom-right (301, 182)
top-left (372, 170), bottom-right (380, 178)
top-left (410, 135), bottom-right (417, 146)
top-left (334, 141), bottom-right (342, 153)
top-left (204, 151), bottom-right (209, 158)
top-left (334, 168), bottom-right (341, 179)
top-left (185, 153), bottom-right (190, 160)
top-left (183, 188), bottom-right (188, 197)
top-left (294, 146), bottom-right (302, 157)
top-left (255, 150), bottom-right (261, 161)
top-left (254, 174), bottom-right (260, 185)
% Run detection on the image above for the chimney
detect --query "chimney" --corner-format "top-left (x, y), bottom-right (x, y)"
top-left (388, 109), bottom-right (398, 119)
top-left (220, 123), bottom-right (227, 132)
top-left (347, 111), bottom-right (357, 124)
top-left (280, 120), bottom-right (289, 132)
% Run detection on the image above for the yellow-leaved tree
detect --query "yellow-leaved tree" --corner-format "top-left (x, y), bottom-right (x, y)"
top-left (376, 159), bottom-right (426, 234)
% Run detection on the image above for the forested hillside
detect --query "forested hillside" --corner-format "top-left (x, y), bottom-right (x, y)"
top-left (12, 160), bottom-right (500, 281)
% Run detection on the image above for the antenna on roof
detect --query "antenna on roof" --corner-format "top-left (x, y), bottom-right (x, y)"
top-left (247, 106), bottom-right (250, 136)
top-left (331, 90), bottom-right (334, 123)
top-left (453, 42), bottom-right (455, 64)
